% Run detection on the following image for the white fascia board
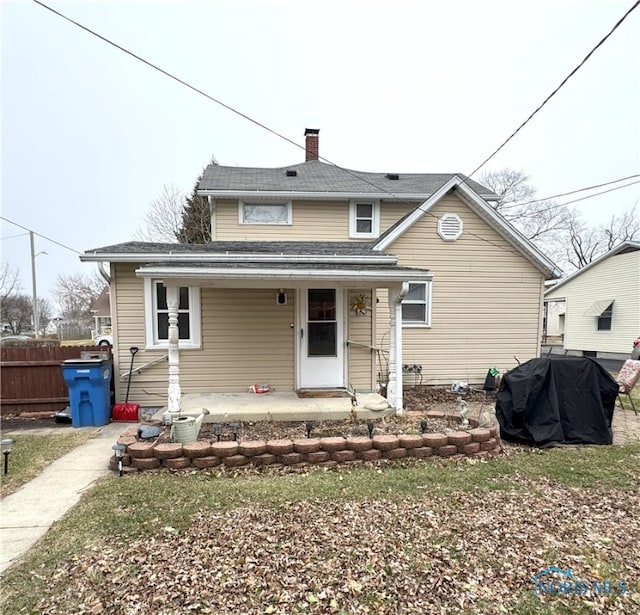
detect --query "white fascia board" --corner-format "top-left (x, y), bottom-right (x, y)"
top-left (545, 240), bottom-right (640, 296)
top-left (452, 184), bottom-right (561, 278)
top-left (197, 189), bottom-right (499, 202)
top-left (374, 176), bottom-right (560, 278)
top-left (135, 265), bottom-right (432, 284)
top-left (197, 189), bottom-right (430, 200)
top-left (373, 176), bottom-right (461, 251)
top-left (80, 253), bottom-right (397, 265)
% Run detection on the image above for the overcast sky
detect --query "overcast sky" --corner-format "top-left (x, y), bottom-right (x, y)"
top-left (2, 0), bottom-right (639, 307)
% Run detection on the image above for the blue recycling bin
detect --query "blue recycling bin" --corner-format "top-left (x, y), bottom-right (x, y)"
top-left (61, 359), bottom-right (112, 427)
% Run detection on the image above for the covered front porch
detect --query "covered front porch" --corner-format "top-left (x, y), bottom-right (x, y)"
top-left (153, 390), bottom-right (394, 423)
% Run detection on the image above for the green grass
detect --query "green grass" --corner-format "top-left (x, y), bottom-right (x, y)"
top-left (0, 431), bottom-right (94, 497)
top-left (2, 442), bottom-right (639, 614)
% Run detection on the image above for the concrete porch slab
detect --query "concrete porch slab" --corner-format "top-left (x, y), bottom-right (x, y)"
top-left (152, 391), bottom-right (394, 423)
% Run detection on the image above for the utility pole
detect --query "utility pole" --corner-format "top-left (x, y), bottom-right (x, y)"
top-left (30, 232), bottom-right (46, 338)
top-left (30, 231), bottom-right (39, 338)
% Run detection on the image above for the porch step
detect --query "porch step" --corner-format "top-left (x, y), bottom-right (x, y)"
top-left (296, 389), bottom-right (353, 399)
top-left (153, 391), bottom-right (392, 423)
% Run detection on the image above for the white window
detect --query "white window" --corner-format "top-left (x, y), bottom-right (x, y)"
top-left (239, 202), bottom-right (292, 225)
top-left (349, 200), bottom-right (380, 238)
top-left (402, 282), bottom-right (432, 326)
top-left (144, 280), bottom-right (201, 349)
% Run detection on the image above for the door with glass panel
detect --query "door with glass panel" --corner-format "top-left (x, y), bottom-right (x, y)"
top-left (298, 288), bottom-right (344, 388)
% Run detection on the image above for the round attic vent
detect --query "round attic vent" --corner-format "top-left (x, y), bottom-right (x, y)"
top-left (437, 213), bottom-right (463, 241)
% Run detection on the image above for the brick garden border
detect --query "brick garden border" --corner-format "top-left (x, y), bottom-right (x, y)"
top-left (109, 411), bottom-right (502, 474)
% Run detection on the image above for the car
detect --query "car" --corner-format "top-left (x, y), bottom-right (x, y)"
top-left (632, 336), bottom-right (640, 360)
top-left (94, 334), bottom-right (113, 347)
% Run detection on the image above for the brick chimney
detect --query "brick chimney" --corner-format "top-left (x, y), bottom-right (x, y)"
top-left (304, 128), bottom-right (319, 161)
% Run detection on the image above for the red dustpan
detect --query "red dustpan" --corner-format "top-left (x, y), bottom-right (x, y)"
top-left (112, 346), bottom-right (140, 421)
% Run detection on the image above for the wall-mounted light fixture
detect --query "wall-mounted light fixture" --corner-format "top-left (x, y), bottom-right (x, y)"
top-left (276, 289), bottom-right (287, 305)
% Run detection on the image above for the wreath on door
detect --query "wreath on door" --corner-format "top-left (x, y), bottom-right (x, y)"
top-left (350, 294), bottom-right (372, 316)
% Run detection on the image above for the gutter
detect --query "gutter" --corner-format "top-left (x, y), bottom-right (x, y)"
top-left (197, 189), bottom-right (500, 202)
top-left (80, 253), bottom-right (398, 265)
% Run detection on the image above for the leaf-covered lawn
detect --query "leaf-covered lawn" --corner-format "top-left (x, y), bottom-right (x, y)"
top-left (40, 484), bottom-right (640, 614)
top-left (3, 444), bottom-right (640, 614)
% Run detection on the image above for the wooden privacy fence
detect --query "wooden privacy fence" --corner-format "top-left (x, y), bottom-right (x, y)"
top-left (0, 345), bottom-right (112, 416)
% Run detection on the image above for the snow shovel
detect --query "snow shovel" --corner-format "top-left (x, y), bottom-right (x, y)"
top-left (112, 346), bottom-right (140, 422)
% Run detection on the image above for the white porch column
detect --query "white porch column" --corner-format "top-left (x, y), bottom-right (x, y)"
top-left (387, 282), bottom-right (409, 414)
top-left (166, 285), bottom-right (181, 414)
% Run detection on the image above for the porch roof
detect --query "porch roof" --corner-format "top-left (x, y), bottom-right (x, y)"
top-left (81, 240), bottom-right (392, 263)
top-left (135, 261), bottom-right (432, 287)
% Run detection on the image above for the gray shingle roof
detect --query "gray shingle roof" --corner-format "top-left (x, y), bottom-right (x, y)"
top-left (84, 241), bottom-right (377, 256)
top-left (198, 160), bottom-right (494, 197)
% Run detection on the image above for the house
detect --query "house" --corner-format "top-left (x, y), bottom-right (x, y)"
top-left (80, 129), bottom-right (558, 414)
top-left (90, 286), bottom-right (112, 341)
top-left (544, 241), bottom-right (640, 360)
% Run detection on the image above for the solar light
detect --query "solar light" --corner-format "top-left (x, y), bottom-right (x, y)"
top-left (366, 419), bottom-right (375, 439)
top-left (305, 421), bottom-right (314, 438)
top-left (420, 419), bottom-right (429, 434)
top-left (112, 443), bottom-right (126, 477)
top-left (230, 422), bottom-right (240, 441)
top-left (1, 438), bottom-right (14, 475)
top-left (213, 423), bottom-right (223, 442)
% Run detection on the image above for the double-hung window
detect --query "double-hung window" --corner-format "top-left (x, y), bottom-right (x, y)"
top-left (349, 200), bottom-right (380, 238)
top-left (402, 282), bottom-right (432, 326)
top-left (144, 280), bottom-right (201, 349)
top-left (240, 202), bottom-right (292, 225)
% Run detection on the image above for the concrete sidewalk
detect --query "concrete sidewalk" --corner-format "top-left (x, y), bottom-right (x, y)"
top-left (0, 422), bottom-right (126, 575)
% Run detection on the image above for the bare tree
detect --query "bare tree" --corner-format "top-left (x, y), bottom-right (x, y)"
top-left (480, 169), bottom-right (572, 255)
top-left (1, 264), bottom-right (23, 332)
top-left (564, 206), bottom-right (640, 269)
top-left (132, 184), bottom-right (185, 243)
top-left (2, 294), bottom-right (32, 334)
top-left (37, 297), bottom-right (53, 336)
top-left (52, 272), bottom-right (104, 327)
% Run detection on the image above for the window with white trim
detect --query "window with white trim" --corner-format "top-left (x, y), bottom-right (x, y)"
top-left (402, 282), bottom-right (432, 326)
top-left (239, 202), bottom-right (292, 225)
top-left (144, 280), bottom-right (201, 349)
top-left (349, 200), bottom-right (380, 238)
top-left (597, 302), bottom-right (613, 331)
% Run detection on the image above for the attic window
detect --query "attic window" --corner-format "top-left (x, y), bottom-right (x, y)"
top-left (437, 213), bottom-right (463, 241)
top-left (386, 173), bottom-right (400, 180)
top-left (286, 170), bottom-right (297, 177)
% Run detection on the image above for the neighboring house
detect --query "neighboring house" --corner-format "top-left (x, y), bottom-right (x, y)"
top-left (90, 286), bottom-right (112, 341)
top-left (80, 129), bottom-right (558, 412)
top-left (544, 241), bottom-right (640, 360)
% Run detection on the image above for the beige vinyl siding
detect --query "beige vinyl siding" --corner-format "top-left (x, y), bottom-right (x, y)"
top-left (111, 264), bottom-right (295, 406)
top-left (376, 195), bottom-right (545, 386)
top-left (380, 201), bottom-right (414, 234)
top-left (216, 200), bottom-right (350, 241)
top-left (346, 290), bottom-right (375, 391)
top-left (545, 250), bottom-right (640, 354)
top-left (214, 199), bottom-right (416, 241)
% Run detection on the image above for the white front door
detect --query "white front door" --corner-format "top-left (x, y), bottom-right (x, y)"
top-left (298, 288), bottom-right (344, 388)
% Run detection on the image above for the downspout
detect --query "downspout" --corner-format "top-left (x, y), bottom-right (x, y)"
top-left (208, 196), bottom-right (216, 241)
top-left (387, 282), bottom-right (409, 414)
top-left (96, 261), bottom-right (110, 284)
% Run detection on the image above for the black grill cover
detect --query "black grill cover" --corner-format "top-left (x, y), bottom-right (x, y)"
top-left (496, 357), bottom-right (617, 446)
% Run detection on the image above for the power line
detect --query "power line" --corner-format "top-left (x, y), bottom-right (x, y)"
top-left (0, 232), bottom-right (30, 241)
top-left (499, 175), bottom-right (640, 210)
top-left (0, 216), bottom-right (83, 254)
top-left (510, 180), bottom-right (640, 219)
top-left (31, 0), bottom-right (527, 261)
top-left (32, 0), bottom-right (634, 268)
top-left (468, 0), bottom-right (640, 177)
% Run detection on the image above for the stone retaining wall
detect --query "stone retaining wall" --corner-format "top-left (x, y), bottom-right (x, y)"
top-left (110, 420), bottom-right (501, 473)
